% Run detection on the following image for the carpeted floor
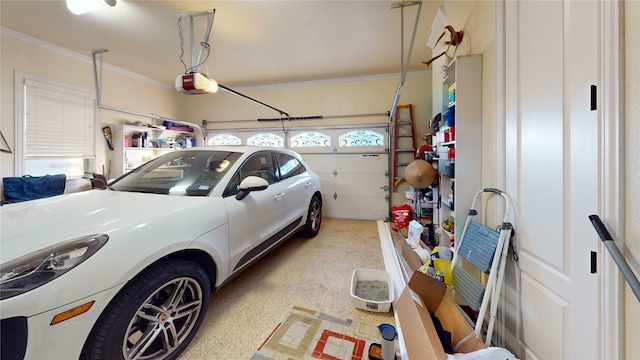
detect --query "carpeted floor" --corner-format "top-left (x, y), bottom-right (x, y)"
top-left (178, 218), bottom-right (395, 360)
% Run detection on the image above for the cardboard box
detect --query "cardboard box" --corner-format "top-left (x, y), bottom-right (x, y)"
top-left (396, 271), bottom-right (486, 359)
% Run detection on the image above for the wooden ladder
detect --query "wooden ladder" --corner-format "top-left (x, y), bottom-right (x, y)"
top-left (392, 103), bottom-right (417, 191)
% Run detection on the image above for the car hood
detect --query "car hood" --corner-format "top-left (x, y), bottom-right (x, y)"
top-left (0, 190), bottom-right (224, 263)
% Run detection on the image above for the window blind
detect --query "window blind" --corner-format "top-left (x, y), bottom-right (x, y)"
top-left (24, 79), bottom-right (96, 158)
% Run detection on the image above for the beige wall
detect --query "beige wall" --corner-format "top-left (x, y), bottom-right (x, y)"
top-left (0, 30), bottom-right (184, 183)
top-left (624, 1), bottom-right (640, 357)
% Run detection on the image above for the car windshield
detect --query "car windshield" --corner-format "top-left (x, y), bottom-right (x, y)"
top-left (110, 150), bottom-right (242, 196)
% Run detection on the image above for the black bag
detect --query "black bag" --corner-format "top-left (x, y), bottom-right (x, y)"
top-left (3, 174), bottom-right (66, 203)
top-left (430, 113), bottom-right (442, 136)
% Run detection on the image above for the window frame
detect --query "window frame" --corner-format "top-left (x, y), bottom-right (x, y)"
top-left (15, 71), bottom-right (100, 179)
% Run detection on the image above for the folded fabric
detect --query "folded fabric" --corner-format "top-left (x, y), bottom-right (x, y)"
top-left (3, 174), bottom-right (66, 203)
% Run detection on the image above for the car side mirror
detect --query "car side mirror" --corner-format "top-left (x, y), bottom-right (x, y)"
top-left (235, 176), bottom-right (269, 200)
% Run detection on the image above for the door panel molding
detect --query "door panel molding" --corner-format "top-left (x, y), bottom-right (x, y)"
top-left (518, 251), bottom-right (572, 300)
top-left (521, 272), bottom-right (568, 360)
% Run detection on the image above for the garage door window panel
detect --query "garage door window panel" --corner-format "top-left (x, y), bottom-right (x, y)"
top-left (290, 131), bottom-right (331, 148)
top-left (247, 133), bottom-right (284, 147)
top-left (208, 134), bottom-right (241, 146)
top-left (338, 130), bottom-right (384, 147)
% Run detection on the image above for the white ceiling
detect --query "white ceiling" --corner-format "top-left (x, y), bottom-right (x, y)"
top-left (0, 0), bottom-right (439, 88)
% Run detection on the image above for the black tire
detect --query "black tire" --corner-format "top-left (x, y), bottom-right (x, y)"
top-left (81, 259), bottom-right (211, 360)
top-left (302, 195), bottom-right (322, 237)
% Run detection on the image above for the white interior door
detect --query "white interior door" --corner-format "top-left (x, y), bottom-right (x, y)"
top-left (504, 1), bottom-right (600, 359)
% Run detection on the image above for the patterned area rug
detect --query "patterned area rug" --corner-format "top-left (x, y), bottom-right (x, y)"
top-left (251, 306), bottom-right (383, 360)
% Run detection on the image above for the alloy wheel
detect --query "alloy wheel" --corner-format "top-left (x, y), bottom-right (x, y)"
top-left (122, 277), bottom-right (204, 360)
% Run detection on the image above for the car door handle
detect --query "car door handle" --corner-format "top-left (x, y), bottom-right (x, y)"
top-left (304, 182), bottom-right (312, 188)
top-left (274, 193), bottom-right (285, 200)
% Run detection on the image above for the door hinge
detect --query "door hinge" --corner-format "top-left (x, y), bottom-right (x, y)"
top-left (590, 85), bottom-right (597, 111)
top-left (380, 185), bottom-right (390, 191)
top-left (333, 192), bottom-right (337, 200)
top-left (591, 251), bottom-right (597, 274)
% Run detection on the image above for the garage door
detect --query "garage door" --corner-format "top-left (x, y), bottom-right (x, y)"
top-left (207, 125), bottom-right (389, 221)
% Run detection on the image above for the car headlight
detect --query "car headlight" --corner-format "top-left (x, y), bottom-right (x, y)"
top-left (0, 234), bottom-right (108, 300)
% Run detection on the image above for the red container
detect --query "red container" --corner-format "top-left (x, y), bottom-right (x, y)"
top-left (448, 147), bottom-right (455, 160)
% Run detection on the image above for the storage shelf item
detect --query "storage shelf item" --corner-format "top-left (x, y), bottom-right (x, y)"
top-left (112, 123), bottom-right (197, 178)
top-left (436, 55), bottom-right (482, 246)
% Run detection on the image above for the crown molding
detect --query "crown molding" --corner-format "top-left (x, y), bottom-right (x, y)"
top-left (2, 26), bottom-right (431, 92)
top-left (1, 26), bottom-right (173, 90)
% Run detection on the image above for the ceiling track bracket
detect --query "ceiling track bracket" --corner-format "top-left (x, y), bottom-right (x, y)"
top-left (91, 50), bottom-right (206, 143)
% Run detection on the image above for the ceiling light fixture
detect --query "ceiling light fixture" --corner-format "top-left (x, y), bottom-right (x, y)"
top-left (66, 0), bottom-right (115, 15)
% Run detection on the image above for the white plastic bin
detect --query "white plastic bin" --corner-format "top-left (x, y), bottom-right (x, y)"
top-left (350, 268), bottom-right (394, 312)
